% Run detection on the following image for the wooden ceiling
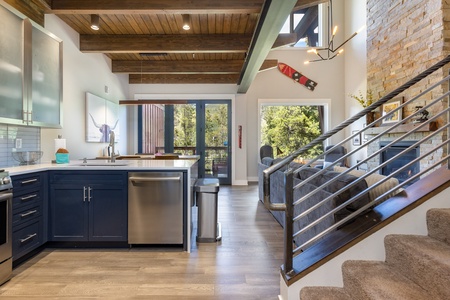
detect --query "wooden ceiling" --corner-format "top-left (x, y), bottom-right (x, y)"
top-left (7, 0), bottom-right (326, 89)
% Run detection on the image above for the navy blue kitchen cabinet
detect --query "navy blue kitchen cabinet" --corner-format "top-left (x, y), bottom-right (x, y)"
top-left (11, 172), bottom-right (47, 262)
top-left (49, 171), bottom-right (127, 242)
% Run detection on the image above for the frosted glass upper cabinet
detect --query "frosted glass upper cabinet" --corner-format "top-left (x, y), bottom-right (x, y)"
top-left (0, 4), bottom-right (24, 123)
top-left (27, 22), bottom-right (63, 128)
top-left (0, 3), bottom-right (63, 128)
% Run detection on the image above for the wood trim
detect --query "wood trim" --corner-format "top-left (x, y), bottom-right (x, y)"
top-left (4, 0), bottom-right (46, 26)
top-left (272, 33), bottom-right (298, 49)
top-left (112, 60), bottom-right (244, 74)
top-left (80, 34), bottom-right (252, 53)
top-left (112, 59), bottom-right (277, 74)
top-left (49, 0), bottom-right (265, 14)
top-left (129, 73), bottom-right (239, 84)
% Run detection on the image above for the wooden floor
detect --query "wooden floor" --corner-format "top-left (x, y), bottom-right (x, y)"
top-left (0, 183), bottom-right (284, 299)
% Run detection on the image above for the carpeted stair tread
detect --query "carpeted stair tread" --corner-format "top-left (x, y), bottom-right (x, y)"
top-left (300, 286), bottom-right (350, 300)
top-left (342, 260), bottom-right (431, 300)
top-left (385, 234), bottom-right (450, 299)
top-left (427, 208), bottom-right (450, 245)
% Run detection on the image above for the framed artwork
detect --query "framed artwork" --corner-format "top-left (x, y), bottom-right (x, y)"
top-left (381, 97), bottom-right (403, 125)
top-left (86, 92), bottom-right (119, 143)
top-left (352, 130), bottom-right (361, 146)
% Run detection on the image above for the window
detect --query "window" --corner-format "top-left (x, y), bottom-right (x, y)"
top-left (260, 105), bottom-right (324, 158)
top-left (280, 4), bottom-right (323, 48)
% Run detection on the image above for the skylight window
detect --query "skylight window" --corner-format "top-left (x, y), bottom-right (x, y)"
top-left (280, 4), bottom-right (321, 48)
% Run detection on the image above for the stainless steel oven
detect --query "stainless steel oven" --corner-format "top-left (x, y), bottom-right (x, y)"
top-left (0, 170), bottom-right (13, 286)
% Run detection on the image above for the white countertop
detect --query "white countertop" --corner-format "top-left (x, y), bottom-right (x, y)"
top-left (6, 158), bottom-right (199, 176)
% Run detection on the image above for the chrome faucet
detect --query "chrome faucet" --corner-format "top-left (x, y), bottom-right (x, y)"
top-left (109, 131), bottom-right (115, 162)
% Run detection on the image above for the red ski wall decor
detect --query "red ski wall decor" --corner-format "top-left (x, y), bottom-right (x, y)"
top-left (277, 62), bottom-right (318, 91)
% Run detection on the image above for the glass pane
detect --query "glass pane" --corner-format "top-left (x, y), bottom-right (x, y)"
top-left (174, 104), bottom-right (196, 155)
top-left (142, 104), bottom-right (165, 154)
top-left (0, 5), bottom-right (23, 121)
top-left (31, 27), bottom-right (62, 125)
top-left (205, 103), bottom-right (229, 178)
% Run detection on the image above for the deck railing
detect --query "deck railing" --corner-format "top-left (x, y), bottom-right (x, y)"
top-left (263, 55), bottom-right (450, 277)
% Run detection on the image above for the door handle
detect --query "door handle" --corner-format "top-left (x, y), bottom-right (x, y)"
top-left (83, 186), bottom-right (87, 202)
top-left (20, 233), bottom-right (37, 243)
top-left (88, 187), bottom-right (92, 202)
top-left (21, 194), bottom-right (37, 201)
top-left (20, 210), bottom-right (37, 218)
top-left (129, 176), bottom-right (181, 183)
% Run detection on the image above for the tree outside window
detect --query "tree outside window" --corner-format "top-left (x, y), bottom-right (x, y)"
top-left (261, 105), bottom-right (323, 158)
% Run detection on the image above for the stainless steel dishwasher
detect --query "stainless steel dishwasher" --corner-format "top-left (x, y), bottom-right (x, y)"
top-left (128, 172), bottom-right (183, 244)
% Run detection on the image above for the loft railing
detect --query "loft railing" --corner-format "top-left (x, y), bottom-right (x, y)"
top-left (263, 55), bottom-right (450, 277)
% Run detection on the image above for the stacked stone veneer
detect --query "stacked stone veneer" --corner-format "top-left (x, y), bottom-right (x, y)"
top-left (366, 0), bottom-right (449, 172)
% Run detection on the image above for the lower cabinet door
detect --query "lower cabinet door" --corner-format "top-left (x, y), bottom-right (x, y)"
top-left (89, 184), bottom-right (127, 241)
top-left (50, 185), bottom-right (88, 241)
top-left (12, 220), bottom-right (42, 261)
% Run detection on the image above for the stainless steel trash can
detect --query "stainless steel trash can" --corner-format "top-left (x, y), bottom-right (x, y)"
top-left (195, 178), bottom-right (221, 243)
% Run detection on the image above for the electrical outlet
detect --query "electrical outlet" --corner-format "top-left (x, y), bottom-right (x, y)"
top-left (15, 138), bottom-right (22, 149)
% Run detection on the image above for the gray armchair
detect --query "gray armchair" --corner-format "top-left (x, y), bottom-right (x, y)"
top-left (260, 145), bottom-right (274, 160)
top-left (317, 145), bottom-right (347, 169)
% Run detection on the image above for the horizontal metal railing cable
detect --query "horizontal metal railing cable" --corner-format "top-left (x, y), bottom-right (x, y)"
top-left (262, 54), bottom-right (450, 277)
top-left (290, 98), bottom-right (450, 250)
top-left (292, 79), bottom-right (450, 180)
top-left (293, 148), bottom-right (450, 253)
top-left (291, 93), bottom-right (450, 211)
top-left (263, 54), bottom-right (450, 195)
top-left (292, 124), bottom-right (450, 247)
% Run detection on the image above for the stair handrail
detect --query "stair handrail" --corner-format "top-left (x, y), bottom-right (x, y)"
top-left (263, 54), bottom-right (450, 212)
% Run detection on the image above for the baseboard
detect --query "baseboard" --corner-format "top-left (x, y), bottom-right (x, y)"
top-left (247, 176), bottom-right (258, 182)
top-left (232, 179), bottom-right (248, 185)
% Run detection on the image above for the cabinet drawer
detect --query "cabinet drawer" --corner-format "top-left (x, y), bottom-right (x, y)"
top-left (12, 220), bottom-right (42, 261)
top-left (50, 172), bottom-right (125, 185)
top-left (12, 174), bottom-right (41, 192)
top-left (13, 191), bottom-right (41, 210)
top-left (13, 205), bottom-right (41, 227)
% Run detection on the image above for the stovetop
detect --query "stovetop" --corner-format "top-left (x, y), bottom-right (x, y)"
top-left (0, 170), bottom-right (12, 192)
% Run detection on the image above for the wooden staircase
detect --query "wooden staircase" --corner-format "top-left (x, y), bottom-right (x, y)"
top-left (300, 208), bottom-right (450, 299)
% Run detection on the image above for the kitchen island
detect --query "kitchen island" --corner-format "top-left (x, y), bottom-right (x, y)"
top-left (6, 158), bottom-right (199, 262)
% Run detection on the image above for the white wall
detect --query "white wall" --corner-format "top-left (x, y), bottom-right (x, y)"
top-left (344, 0), bottom-right (368, 166)
top-left (40, 15), bottom-right (129, 162)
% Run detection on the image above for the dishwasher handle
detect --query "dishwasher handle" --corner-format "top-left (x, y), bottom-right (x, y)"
top-left (129, 176), bottom-right (181, 183)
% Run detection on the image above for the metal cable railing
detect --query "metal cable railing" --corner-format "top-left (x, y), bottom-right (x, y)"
top-left (263, 55), bottom-right (450, 276)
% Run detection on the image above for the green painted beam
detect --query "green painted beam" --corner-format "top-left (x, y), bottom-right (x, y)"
top-left (237, 0), bottom-right (297, 93)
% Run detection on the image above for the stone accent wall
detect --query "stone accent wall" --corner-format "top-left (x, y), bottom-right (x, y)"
top-left (366, 0), bottom-right (449, 173)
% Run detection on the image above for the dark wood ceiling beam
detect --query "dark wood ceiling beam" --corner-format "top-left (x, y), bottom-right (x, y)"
top-left (112, 60), bottom-right (244, 74)
top-left (80, 34), bottom-right (252, 53)
top-left (129, 74), bottom-right (240, 84)
top-left (112, 59), bottom-right (278, 74)
top-left (50, 0), bottom-right (265, 14)
top-left (259, 59), bottom-right (278, 71)
top-left (272, 33), bottom-right (298, 49)
top-left (294, 6), bottom-right (319, 38)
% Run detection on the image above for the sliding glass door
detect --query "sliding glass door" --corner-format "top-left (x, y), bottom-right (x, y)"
top-left (138, 100), bottom-right (231, 184)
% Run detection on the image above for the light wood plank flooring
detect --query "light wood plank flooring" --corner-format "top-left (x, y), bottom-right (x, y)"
top-left (0, 183), bottom-right (284, 299)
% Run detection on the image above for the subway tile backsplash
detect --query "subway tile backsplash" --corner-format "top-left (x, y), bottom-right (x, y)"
top-left (0, 124), bottom-right (40, 168)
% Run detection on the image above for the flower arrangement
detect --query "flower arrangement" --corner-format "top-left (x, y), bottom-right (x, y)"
top-left (350, 89), bottom-right (374, 108)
